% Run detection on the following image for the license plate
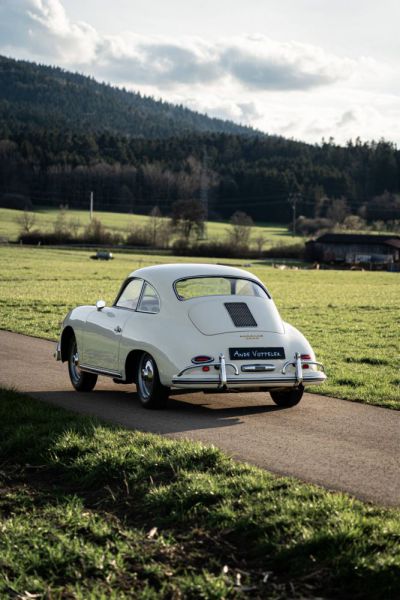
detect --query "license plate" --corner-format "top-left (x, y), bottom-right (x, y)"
top-left (229, 347), bottom-right (286, 360)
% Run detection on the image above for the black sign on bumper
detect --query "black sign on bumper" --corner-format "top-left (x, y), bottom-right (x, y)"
top-left (229, 347), bottom-right (285, 360)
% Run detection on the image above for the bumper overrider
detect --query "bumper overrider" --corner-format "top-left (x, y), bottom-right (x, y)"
top-left (54, 342), bottom-right (61, 361)
top-left (172, 352), bottom-right (326, 389)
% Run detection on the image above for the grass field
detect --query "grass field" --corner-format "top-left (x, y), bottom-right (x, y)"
top-left (0, 207), bottom-right (303, 248)
top-left (1, 388), bottom-right (399, 599)
top-left (0, 245), bottom-right (399, 408)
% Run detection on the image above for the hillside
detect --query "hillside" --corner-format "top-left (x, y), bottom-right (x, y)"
top-left (0, 55), bottom-right (399, 225)
top-left (0, 55), bottom-right (256, 138)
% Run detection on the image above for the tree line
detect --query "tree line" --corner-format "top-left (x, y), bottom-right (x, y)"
top-left (1, 129), bottom-right (399, 225)
top-left (1, 55), bottom-right (400, 226)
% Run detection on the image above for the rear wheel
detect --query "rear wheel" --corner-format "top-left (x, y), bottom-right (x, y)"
top-left (270, 385), bottom-right (304, 407)
top-left (136, 352), bottom-right (169, 409)
top-left (68, 336), bottom-right (97, 392)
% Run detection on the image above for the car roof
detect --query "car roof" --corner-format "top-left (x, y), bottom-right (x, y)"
top-left (129, 263), bottom-right (262, 290)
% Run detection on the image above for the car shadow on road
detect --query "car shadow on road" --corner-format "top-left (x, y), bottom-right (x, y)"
top-left (28, 388), bottom-right (286, 435)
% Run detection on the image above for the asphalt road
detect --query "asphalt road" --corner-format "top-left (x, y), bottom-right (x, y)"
top-left (1, 330), bottom-right (399, 506)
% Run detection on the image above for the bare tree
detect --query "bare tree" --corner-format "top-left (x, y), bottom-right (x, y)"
top-left (226, 211), bottom-right (253, 250)
top-left (16, 209), bottom-right (36, 233)
top-left (327, 198), bottom-right (349, 225)
top-left (53, 206), bottom-right (69, 238)
top-left (145, 206), bottom-right (163, 247)
top-left (69, 217), bottom-right (81, 238)
top-left (342, 215), bottom-right (366, 231)
top-left (171, 199), bottom-right (205, 244)
top-left (253, 233), bottom-right (267, 255)
top-left (155, 220), bottom-right (172, 248)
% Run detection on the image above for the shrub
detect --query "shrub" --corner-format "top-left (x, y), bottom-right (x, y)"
top-left (82, 218), bottom-right (121, 244)
top-left (264, 242), bottom-right (305, 259)
top-left (172, 239), bottom-right (242, 257)
top-left (294, 216), bottom-right (333, 236)
top-left (125, 225), bottom-right (152, 247)
top-left (18, 230), bottom-right (74, 245)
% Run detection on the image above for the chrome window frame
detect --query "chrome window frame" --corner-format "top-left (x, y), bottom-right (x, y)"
top-left (113, 278), bottom-right (161, 314)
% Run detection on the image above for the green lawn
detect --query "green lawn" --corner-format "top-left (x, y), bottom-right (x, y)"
top-left (0, 246), bottom-right (399, 408)
top-left (1, 388), bottom-right (399, 599)
top-left (0, 207), bottom-right (302, 248)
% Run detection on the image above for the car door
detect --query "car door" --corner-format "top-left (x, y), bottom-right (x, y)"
top-left (82, 279), bottom-right (144, 375)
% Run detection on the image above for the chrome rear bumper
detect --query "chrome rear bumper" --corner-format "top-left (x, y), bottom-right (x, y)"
top-left (172, 352), bottom-right (326, 389)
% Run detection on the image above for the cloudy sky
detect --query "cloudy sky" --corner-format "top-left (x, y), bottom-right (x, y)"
top-left (1, 0), bottom-right (399, 144)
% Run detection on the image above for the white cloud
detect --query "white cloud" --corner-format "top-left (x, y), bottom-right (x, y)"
top-left (0, 0), bottom-right (99, 63)
top-left (0, 1), bottom-right (355, 91)
top-left (94, 33), bottom-right (357, 91)
top-left (0, 0), bottom-right (398, 143)
top-left (219, 36), bottom-right (355, 91)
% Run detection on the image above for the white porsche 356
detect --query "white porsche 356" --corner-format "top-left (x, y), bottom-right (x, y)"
top-left (55, 263), bottom-right (326, 409)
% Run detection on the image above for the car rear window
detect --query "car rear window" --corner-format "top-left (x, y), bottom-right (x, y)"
top-left (174, 277), bottom-right (269, 300)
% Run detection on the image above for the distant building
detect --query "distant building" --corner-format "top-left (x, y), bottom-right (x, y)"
top-left (306, 233), bottom-right (400, 265)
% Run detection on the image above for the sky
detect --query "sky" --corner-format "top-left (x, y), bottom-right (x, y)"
top-left (0, 0), bottom-right (399, 145)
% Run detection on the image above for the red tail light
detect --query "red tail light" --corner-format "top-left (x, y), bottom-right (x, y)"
top-left (301, 354), bottom-right (311, 369)
top-left (192, 355), bottom-right (214, 364)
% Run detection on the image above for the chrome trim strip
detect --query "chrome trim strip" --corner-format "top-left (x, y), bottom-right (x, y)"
top-left (79, 363), bottom-right (122, 378)
top-left (171, 375), bottom-right (327, 386)
top-left (177, 361), bottom-right (239, 377)
top-left (281, 358), bottom-right (325, 375)
top-left (241, 364), bottom-right (275, 372)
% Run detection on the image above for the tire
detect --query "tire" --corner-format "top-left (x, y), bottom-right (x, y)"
top-left (68, 336), bottom-right (97, 392)
top-left (270, 385), bottom-right (304, 408)
top-left (136, 352), bottom-right (169, 409)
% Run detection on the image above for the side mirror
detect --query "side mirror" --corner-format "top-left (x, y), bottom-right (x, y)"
top-left (96, 299), bottom-right (106, 311)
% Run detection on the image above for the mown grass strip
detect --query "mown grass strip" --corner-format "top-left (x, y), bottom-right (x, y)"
top-left (0, 388), bottom-right (399, 599)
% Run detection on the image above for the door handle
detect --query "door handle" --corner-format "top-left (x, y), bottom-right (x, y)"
top-left (114, 326), bottom-right (122, 333)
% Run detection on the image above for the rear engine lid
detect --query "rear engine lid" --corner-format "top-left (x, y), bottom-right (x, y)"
top-left (188, 297), bottom-right (284, 335)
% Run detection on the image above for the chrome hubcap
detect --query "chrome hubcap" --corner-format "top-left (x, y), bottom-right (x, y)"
top-left (70, 345), bottom-right (81, 383)
top-left (139, 356), bottom-right (154, 399)
top-left (141, 364), bottom-right (154, 382)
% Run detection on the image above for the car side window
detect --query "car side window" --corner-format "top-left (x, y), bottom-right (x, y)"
top-left (116, 279), bottom-right (143, 310)
top-left (137, 282), bottom-right (160, 314)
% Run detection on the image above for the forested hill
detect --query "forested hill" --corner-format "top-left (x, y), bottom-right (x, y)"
top-left (1, 55), bottom-right (399, 225)
top-left (0, 55), bottom-right (256, 138)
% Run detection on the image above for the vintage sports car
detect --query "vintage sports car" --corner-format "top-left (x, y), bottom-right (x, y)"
top-left (55, 263), bottom-right (326, 409)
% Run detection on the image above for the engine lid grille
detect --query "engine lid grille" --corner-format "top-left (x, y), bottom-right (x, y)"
top-left (224, 302), bottom-right (257, 327)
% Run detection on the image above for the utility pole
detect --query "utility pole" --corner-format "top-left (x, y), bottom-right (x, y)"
top-left (90, 191), bottom-right (94, 220)
top-left (288, 192), bottom-right (301, 236)
top-left (200, 149), bottom-right (208, 239)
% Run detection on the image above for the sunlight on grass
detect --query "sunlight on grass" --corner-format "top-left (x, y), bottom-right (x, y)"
top-left (1, 388), bottom-right (400, 599)
top-left (0, 207), bottom-right (302, 248)
top-left (0, 245), bottom-right (399, 408)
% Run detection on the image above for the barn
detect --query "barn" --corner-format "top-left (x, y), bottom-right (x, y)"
top-left (306, 233), bottom-right (400, 266)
